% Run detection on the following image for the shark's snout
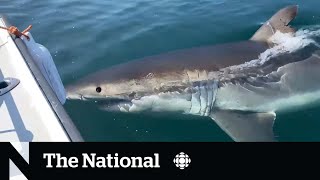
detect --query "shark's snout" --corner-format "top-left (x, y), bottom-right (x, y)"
top-left (65, 85), bottom-right (80, 100)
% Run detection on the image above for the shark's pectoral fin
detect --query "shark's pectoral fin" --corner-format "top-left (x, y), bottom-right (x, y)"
top-left (250, 5), bottom-right (298, 43)
top-left (209, 110), bottom-right (276, 142)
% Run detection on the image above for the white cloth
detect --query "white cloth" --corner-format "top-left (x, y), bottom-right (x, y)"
top-left (22, 33), bottom-right (66, 104)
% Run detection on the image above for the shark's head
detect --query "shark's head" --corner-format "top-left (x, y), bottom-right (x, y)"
top-left (66, 70), bottom-right (149, 112)
top-left (66, 62), bottom-right (192, 113)
top-left (66, 76), bottom-right (130, 102)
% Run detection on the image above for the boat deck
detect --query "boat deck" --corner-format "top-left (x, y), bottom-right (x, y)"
top-left (0, 16), bottom-right (81, 142)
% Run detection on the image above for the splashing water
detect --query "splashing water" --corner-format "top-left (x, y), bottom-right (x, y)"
top-left (229, 26), bottom-right (320, 71)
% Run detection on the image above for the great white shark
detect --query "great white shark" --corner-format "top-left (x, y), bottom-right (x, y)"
top-left (66, 5), bottom-right (320, 141)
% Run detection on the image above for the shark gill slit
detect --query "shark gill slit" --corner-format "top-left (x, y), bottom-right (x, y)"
top-left (188, 77), bottom-right (219, 116)
top-left (188, 70), bottom-right (201, 115)
top-left (200, 81), bottom-right (208, 115)
top-left (205, 81), bottom-right (214, 116)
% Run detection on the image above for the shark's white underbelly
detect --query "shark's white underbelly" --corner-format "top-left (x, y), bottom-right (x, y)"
top-left (215, 84), bottom-right (320, 113)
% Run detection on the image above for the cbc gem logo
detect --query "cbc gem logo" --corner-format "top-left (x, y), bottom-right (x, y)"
top-left (173, 152), bottom-right (191, 169)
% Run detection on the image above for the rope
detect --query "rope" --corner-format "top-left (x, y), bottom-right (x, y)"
top-left (0, 25), bottom-right (32, 40)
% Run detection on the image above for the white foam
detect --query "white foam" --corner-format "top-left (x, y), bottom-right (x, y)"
top-left (228, 26), bottom-right (320, 71)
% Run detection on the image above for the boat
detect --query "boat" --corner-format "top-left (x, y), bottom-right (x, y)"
top-left (0, 15), bottom-right (83, 142)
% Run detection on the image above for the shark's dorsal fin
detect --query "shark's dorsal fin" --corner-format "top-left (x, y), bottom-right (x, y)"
top-left (250, 5), bottom-right (298, 43)
top-left (210, 110), bottom-right (276, 142)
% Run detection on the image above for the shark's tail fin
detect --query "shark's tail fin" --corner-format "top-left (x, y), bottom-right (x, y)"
top-left (250, 5), bottom-right (298, 43)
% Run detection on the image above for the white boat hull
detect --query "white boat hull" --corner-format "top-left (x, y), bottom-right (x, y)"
top-left (0, 16), bottom-right (82, 142)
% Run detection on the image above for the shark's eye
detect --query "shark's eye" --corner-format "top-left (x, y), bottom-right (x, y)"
top-left (96, 87), bottom-right (102, 93)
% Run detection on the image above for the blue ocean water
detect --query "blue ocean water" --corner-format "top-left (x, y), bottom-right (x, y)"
top-left (2, 0), bottom-right (320, 141)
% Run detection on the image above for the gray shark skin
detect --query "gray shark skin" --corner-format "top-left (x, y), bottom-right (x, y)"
top-left (66, 5), bottom-right (319, 142)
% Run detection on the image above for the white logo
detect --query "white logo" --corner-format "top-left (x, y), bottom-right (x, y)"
top-left (173, 152), bottom-right (191, 169)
